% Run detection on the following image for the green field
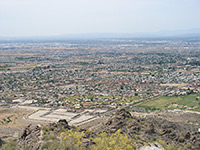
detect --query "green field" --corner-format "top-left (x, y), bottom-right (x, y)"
top-left (135, 93), bottom-right (200, 112)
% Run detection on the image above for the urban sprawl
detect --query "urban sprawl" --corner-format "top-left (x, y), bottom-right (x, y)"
top-left (0, 38), bottom-right (200, 112)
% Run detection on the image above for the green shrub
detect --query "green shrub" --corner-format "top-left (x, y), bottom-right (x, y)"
top-left (179, 136), bottom-right (185, 143)
top-left (90, 129), bottom-right (135, 150)
top-left (1, 140), bottom-right (18, 150)
top-left (156, 139), bottom-right (180, 150)
top-left (42, 126), bottom-right (49, 133)
top-left (41, 141), bottom-right (59, 150)
top-left (42, 133), bottom-right (57, 140)
top-left (58, 129), bottom-right (86, 150)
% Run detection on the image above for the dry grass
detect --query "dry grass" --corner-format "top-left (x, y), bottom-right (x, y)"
top-left (0, 107), bottom-right (33, 140)
top-left (0, 108), bottom-right (31, 128)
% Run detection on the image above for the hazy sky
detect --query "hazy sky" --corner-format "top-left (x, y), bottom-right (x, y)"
top-left (0, 0), bottom-right (200, 37)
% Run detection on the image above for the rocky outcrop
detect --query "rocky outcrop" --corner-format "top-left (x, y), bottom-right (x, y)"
top-left (81, 138), bottom-right (95, 147)
top-left (47, 119), bottom-right (70, 132)
top-left (105, 108), bottom-right (132, 132)
top-left (17, 119), bottom-right (70, 149)
top-left (140, 143), bottom-right (165, 150)
top-left (18, 124), bottom-right (42, 149)
top-left (103, 109), bottom-right (200, 149)
top-left (5, 109), bottom-right (200, 150)
top-left (0, 138), bottom-right (4, 147)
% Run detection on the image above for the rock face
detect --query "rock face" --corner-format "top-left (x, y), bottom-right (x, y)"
top-left (104, 109), bottom-right (200, 149)
top-left (18, 124), bottom-right (42, 149)
top-left (17, 119), bottom-right (70, 149)
top-left (114, 108), bottom-right (132, 119)
top-left (81, 138), bottom-right (95, 147)
top-left (0, 138), bottom-right (4, 147)
top-left (140, 143), bottom-right (165, 150)
top-left (105, 108), bottom-right (132, 132)
top-left (47, 119), bottom-right (70, 131)
top-left (7, 110), bottom-right (200, 150)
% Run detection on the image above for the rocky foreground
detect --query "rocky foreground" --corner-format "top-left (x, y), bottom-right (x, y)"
top-left (1, 109), bottom-right (200, 150)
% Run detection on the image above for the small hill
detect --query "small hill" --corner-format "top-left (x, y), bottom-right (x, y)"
top-left (1, 109), bottom-right (200, 150)
top-left (103, 109), bottom-right (200, 149)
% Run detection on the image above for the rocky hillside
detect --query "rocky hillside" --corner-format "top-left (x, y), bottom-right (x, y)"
top-left (1, 109), bottom-right (200, 150)
top-left (103, 109), bottom-right (200, 149)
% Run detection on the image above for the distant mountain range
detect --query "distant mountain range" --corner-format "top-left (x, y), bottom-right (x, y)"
top-left (1, 28), bottom-right (200, 41)
top-left (59, 28), bottom-right (200, 38)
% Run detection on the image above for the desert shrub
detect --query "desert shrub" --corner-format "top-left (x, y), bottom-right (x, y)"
top-left (185, 142), bottom-right (192, 149)
top-left (157, 139), bottom-right (166, 146)
top-left (85, 129), bottom-right (91, 135)
top-left (41, 141), bottom-right (59, 150)
top-left (1, 140), bottom-right (34, 150)
top-left (42, 133), bottom-right (57, 140)
top-left (1, 140), bottom-right (18, 150)
top-left (42, 126), bottom-right (49, 133)
top-left (58, 129), bottom-right (86, 150)
top-left (179, 136), bottom-right (185, 143)
top-left (156, 139), bottom-right (180, 150)
top-left (41, 129), bottom-right (86, 150)
top-left (143, 142), bottom-right (149, 146)
top-left (90, 129), bottom-right (135, 150)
